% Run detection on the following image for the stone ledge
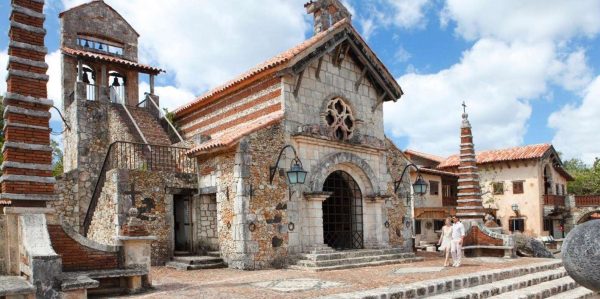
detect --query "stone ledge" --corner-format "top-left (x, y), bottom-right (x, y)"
top-left (62, 268), bottom-right (149, 280)
top-left (4, 207), bottom-right (55, 214)
top-left (9, 41), bottom-right (48, 54)
top-left (10, 20), bottom-right (46, 35)
top-left (2, 141), bottom-right (53, 152)
top-left (12, 3), bottom-right (46, 19)
top-left (4, 92), bottom-right (54, 107)
top-left (1, 161), bottom-right (54, 171)
top-left (0, 276), bottom-right (35, 296)
top-left (61, 221), bottom-right (120, 253)
top-left (4, 120), bottom-right (50, 131)
top-left (0, 193), bottom-right (57, 201)
top-left (7, 69), bottom-right (50, 81)
top-left (61, 275), bottom-right (99, 291)
top-left (9, 55), bottom-right (49, 68)
top-left (117, 235), bottom-right (158, 241)
top-left (456, 206), bottom-right (486, 210)
top-left (0, 174), bottom-right (56, 184)
top-left (4, 104), bottom-right (51, 118)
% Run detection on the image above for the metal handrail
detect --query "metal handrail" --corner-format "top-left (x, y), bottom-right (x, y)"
top-left (144, 92), bottom-right (184, 143)
top-left (111, 87), bottom-right (151, 149)
top-left (83, 141), bottom-right (117, 236)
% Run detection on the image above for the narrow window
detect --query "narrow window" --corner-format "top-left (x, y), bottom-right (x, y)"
top-left (509, 218), bottom-right (525, 232)
top-left (543, 218), bottom-right (553, 231)
top-left (415, 220), bottom-right (422, 235)
top-left (429, 181), bottom-right (439, 196)
top-left (492, 182), bottom-right (504, 195)
top-left (512, 181), bottom-right (524, 194)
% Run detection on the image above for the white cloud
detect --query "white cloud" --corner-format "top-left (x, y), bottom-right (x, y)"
top-left (138, 82), bottom-right (195, 113)
top-left (63, 0), bottom-right (308, 101)
top-left (47, 50), bottom-right (62, 120)
top-left (385, 39), bottom-right (565, 156)
top-left (394, 46), bottom-right (412, 63)
top-left (441, 0), bottom-right (600, 42)
top-left (549, 76), bottom-right (600, 164)
top-left (0, 49), bottom-right (7, 93)
top-left (385, 0), bottom-right (431, 29)
top-left (549, 49), bottom-right (593, 93)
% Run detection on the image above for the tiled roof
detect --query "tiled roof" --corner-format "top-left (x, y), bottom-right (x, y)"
top-left (173, 19), bottom-right (351, 117)
top-left (438, 144), bottom-right (553, 168)
top-left (187, 110), bottom-right (284, 156)
top-left (419, 167), bottom-right (458, 177)
top-left (405, 149), bottom-right (445, 163)
top-left (61, 47), bottom-right (164, 74)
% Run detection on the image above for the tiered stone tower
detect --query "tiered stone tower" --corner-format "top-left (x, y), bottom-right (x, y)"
top-left (1, 0), bottom-right (56, 207)
top-left (456, 103), bottom-right (486, 221)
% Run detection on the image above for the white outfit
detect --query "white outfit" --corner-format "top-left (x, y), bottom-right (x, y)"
top-left (439, 226), bottom-right (452, 251)
top-left (451, 221), bottom-right (465, 266)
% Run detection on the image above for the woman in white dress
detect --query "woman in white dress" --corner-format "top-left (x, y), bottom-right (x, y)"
top-left (437, 217), bottom-right (453, 267)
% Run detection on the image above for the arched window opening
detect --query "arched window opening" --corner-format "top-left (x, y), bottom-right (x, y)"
top-left (109, 71), bottom-right (126, 104)
top-left (78, 64), bottom-right (96, 101)
top-left (324, 97), bottom-right (355, 141)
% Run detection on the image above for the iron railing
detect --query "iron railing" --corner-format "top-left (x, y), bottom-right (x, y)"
top-left (83, 141), bottom-right (195, 236)
top-left (575, 195), bottom-right (600, 207)
top-left (85, 83), bottom-right (98, 101)
top-left (442, 197), bottom-right (458, 206)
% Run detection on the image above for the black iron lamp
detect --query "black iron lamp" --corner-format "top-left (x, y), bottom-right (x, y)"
top-left (393, 163), bottom-right (428, 196)
top-left (269, 145), bottom-right (307, 185)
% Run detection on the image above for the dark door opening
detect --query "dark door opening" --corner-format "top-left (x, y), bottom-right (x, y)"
top-left (174, 194), bottom-right (192, 253)
top-left (322, 170), bottom-right (364, 250)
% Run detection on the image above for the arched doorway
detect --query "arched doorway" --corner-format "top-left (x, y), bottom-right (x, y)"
top-left (578, 211), bottom-right (600, 224)
top-left (322, 170), bottom-right (364, 250)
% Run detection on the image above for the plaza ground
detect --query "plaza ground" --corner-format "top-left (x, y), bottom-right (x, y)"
top-left (117, 252), bottom-right (556, 299)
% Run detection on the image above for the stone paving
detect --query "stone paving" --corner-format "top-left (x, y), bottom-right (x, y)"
top-left (119, 253), bottom-right (555, 299)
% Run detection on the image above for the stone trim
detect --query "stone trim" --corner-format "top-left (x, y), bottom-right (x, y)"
top-left (4, 105), bottom-right (51, 118)
top-left (2, 141), bottom-right (53, 152)
top-left (1, 161), bottom-right (53, 171)
top-left (4, 120), bottom-right (51, 131)
top-left (308, 151), bottom-right (380, 193)
top-left (0, 174), bottom-right (56, 184)
top-left (60, 221), bottom-right (120, 253)
top-left (460, 135), bottom-right (473, 138)
top-left (9, 41), bottom-right (47, 54)
top-left (3, 207), bottom-right (55, 214)
top-left (9, 55), bottom-right (48, 68)
top-left (12, 4), bottom-right (46, 19)
top-left (198, 186), bottom-right (217, 194)
top-left (460, 143), bottom-right (474, 147)
top-left (457, 199), bottom-right (483, 203)
top-left (7, 69), bottom-right (50, 81)
top-left (4, 92), bottom-right (54, 107)
top-left (457, 185), bottom-right (479, 190)
top-left (10, 21), bottom-right (46, 35)
top-left (458, 192), bottom-right (481, 196)
top-left (458, 178), bottom-right (479, 183)
top-left (0, 193), bottom-right (58, 201)
top-left (460, 158), bottom-right (476, 162)
top-left (456, 206), bottom-right (486, 210)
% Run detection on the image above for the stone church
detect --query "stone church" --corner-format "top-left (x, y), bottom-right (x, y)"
top-left (51, 0), bottom-right (419, 270)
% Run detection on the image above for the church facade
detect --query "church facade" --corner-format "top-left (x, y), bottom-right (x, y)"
top-left (53, 0), bottom-right (415, 270)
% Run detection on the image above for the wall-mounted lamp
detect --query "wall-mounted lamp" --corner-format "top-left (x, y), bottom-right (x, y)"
top-left (393, 163), bottom-right (428, 196)
top-left (269, 145), bottom-right (308, 185)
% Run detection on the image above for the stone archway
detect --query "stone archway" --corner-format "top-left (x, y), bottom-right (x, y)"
top-left (308, 152), bottom-right (380, 196)
top-left (577, 210), bottom-right (600, 224)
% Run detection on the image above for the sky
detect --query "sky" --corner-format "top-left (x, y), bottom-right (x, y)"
top-left (1, 0), bottom-right (600, 164)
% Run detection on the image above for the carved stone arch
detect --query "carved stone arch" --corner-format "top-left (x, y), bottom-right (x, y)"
top-left (576, 208), bottom-right (600, 224)
top-left (320, 94), bottom-right (359, 141)
top-left (309, 152), bottom-right (380, 195)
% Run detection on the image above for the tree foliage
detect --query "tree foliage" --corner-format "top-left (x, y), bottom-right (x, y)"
top-left (564, 158), bottom-right (600, 195)
top-left (51, 139), bottom-right (64, 177)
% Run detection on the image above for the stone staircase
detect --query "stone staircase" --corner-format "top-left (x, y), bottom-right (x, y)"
top-left (319, 260), bottom-right (598, 299)
top-left (166, 252), bottom-right (226, 271)
top-left (289, 248), bottom-right (423, 272)
top-left (114, 104), bottom-right (172, 145)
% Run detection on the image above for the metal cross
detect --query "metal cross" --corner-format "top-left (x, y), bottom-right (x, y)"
top-left (123, 181), bottom-right (142, 207)
top-left (462, 101), bottom-right (467, 113)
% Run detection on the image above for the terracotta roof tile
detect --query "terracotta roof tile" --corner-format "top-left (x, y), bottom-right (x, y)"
top-left (419, 167), bottom-right (458, 177)
top-left (405, 149), bottom-right (445, 163)
top-left (438, 143), bottom-right (552, 168)
top-left (173, 19), bottom-right (351, 116)
top-left (61, 47), bottom-right (164, 74)
top-left (187, 110), bottom-right (284, 156)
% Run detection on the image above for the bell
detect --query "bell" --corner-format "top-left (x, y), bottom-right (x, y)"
top-left (98, 43), bottom-right (103, 51)
top-left (82, 72), bottom-right (90, 84)
top-left (111, 77), bottom-right (121, 87)
top-left (84, 40), bottom-right (90, 48)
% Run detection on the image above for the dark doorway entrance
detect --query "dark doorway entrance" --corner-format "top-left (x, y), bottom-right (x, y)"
top-left (174, 194), bottom-right (192, 253)
top-left (322, 170), bottom-right (364, 250)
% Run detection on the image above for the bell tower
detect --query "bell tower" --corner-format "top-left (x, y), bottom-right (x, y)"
top-left (305, 0), bottom-right (352, 35)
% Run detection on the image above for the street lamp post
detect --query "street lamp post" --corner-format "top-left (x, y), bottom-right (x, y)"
top-left (393, 163), bottom-right (428, 251)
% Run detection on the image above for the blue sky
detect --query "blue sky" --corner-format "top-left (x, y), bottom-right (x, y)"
top-left (1, 0), bottom-right (600, 163)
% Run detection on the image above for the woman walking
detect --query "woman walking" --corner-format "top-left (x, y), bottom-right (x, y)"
top-left (437, 217), bottom-right (453, 267)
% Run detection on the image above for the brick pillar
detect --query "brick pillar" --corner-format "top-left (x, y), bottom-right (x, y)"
top-left (456, 111), bottom-right (486, 221)
top-left (1, 0), bottom-right (56, 207)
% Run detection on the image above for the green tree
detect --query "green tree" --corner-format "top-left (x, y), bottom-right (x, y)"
top-left (51, 139), bottom-right (64, 177)
top-left (564, 158), bottom-right (600, 195)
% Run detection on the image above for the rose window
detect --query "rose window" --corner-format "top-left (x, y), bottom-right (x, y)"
top-left (324, 98), bottom-right (355, 141)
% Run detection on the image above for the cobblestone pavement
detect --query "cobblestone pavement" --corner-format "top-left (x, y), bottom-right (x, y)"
top-left (118, 253), bottom-right (555, 299)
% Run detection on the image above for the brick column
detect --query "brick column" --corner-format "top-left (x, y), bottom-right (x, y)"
top-left (456, 111), bottom-right (485, 221)
top-left (1, 0), bottom-right (57, 207)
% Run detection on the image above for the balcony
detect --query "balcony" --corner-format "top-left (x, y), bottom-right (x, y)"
top-left (543, 194), bottom-right (566, 206)
top-left (442, 196), bottom-right (457, 206)
top-left (575, 195), bottom-right (600, 207)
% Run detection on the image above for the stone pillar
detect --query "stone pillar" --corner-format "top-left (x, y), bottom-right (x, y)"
top-left (302, 192), bottom-right (331, 252)
top-left (364, 196), bottom-right (390, 249)
top-left (118, 207), bottom-right (156, 293)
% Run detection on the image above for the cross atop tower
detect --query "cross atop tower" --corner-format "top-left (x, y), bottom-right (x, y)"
top-left (462, 101), bottom-right (467, 114)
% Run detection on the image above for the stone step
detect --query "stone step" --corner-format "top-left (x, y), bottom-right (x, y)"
top-left (489, 276), bottom-right (579, 299)
top-left (172, 255), bottom-right (223, 265)
top-left (426, 267), bottom-right (568, 299)
top-left (317, 260), bottom-right (563, 298)
top-left (290, 256), bottom-right (423, 272)
top-left (299, 248), bottom-right (410, 261)
top-left (546, 286), bottom-right (598, 299)
top-left (296, 253), bottom-right (417, 268)
top-left (207, 251), bottom-right (221, 258)
top-left (166, 261), bottom-right (226, 271)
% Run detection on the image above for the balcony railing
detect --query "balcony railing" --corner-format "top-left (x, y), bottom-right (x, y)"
top-left (543, 194), bottom-right (566, 206)
top-left (575, 195), bottom-right (600, 207)
top-left (442, 197), bottom-right (457, 206)
top-left (85, 83), bottom-right (97, 101)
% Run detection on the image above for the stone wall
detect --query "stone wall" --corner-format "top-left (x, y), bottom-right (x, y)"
top-left (87, 169), bottom-right (197, 265)
top-left (195, 194), bottom-right (219, 251)
top-left (49, 170), bottom-right (79, 227)
top-left (0, 214), bottom-right (6, 274)
top-left (384, 138), bottom-right (413, 249)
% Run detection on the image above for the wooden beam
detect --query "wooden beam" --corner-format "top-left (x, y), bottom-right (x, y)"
top-left (355, 67), bottom-right (368, 92)
top-left (371, 91), bottom-right (387, 112)
top-left (338, 43), bottom-right (350, 66)
top-left (346, 39), bottom-right (398, 101)
top-left (293, 69), bottom-right (305, 98)
top-left (315, 56), bottom-right (323, 80)
top-left (332, 44), bottom-right (343, 67)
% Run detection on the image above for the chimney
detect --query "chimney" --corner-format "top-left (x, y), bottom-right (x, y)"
top-left (455, 103), bottom-right (486, 221)
top-left (1, 0), bottom-right (56, 207)
top-left (305, 0), bottom-right (352, 35)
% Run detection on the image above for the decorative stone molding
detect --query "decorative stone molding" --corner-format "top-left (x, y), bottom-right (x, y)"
top-left (7, 69), bottom-right (50, 82)
top-left (12, 4), bottom-right (46, 19)
top-left (3, 92), bottom-right (54, 107)
top-left (303, 191), bottom-right (332, 201)
top-left (2, 141), bottom-right (53, 152)
top-left (10, 21), bottom-right (46, 34)
top-left (4, 105), bottom-right (51, 118)
top-left (9, 56), bottom-right (49, 68)
top-left (0, 174), bottom-right (56, 184)
top-left (308, 151), bottom-right (380, 194)
top-left (1, 161), bottom-right (53, 171)
top-left (9, 41), bottom-right (48, 54)
top-left (0, 193), bottom-right (57, 201)
top-left (4, 120), bottom-right (50, 131)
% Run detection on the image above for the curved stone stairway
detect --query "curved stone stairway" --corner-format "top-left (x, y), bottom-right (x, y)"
top-left (166, 252), bottom-right (226, 271)
top-left (289, 248), bottom-right (423, 272)
top-left (320, 260), bottom-right (598, 299)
